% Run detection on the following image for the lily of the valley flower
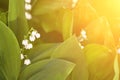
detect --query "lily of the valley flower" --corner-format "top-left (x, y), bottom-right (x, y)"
top-left (21, 54), bottom-right (24, 60)
top-left (22, 39), bottom-right (33, 49)
top-left (24, 59), bottom-right (31, 65)
top-left (29, 30), bottom-right (40, 42)
top-left (22, 28), bottom-right (40, 50)
top-left (29, 35), bottom-right (35, 42)
top-left (25, 0), bottom-right (32, 20)
top-left (25, 0), bottom-right (31, 3)
top-left (78, 29), bottom-right (87, 43)
top-left (31, 30), bottom-right (41, 38)
top-left (25, 12), bottom-right (32, 20)
top-left (31, 30), bottom-right (37, 35)
top-left (21, 28), bottom-right (40, 66)
top-left (25, 43), bottom-right (33, 49)
top-left (25, 3), bottom-right (32, 10)
top-left (22, 39), bottom-right (28, 46)
top-left (35, 33), bottom-right (40, 38)
top-left (81, 29), bottom-right (87, 39)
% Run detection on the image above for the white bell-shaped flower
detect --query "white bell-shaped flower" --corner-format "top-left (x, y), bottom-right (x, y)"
top-left (25, 4), bottom-right (32, 10)
top-left (29, 35), bottom-right (36, 42)
top-left (25, 12), bottom-right (32, 20)
top-left (35, 33), bottom-right (40, 38)
top-left (24, 59), bottom-right (31, 65)
top-left (25, 43), bottom-right (33, 49)
top-left (25, 0), bottom-right (31, 3)
top-left (31, 30), bottom-right (37, 36)
top-left (80, 29), bottom-right (87, 40)
top-left (22, 39), bottom-right (28, 46)
top-left (21, 54), bottom-right (24, 60)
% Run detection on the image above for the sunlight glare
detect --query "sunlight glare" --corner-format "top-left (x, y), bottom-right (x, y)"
top-left (72, 0), bottom-right (78, 8)
top-left (117, 48), bottom-right (120, 54)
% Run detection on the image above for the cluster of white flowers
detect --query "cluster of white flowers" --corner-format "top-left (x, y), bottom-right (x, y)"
top-left (78, 29), bottom-right (87, 49)
top-left (20, 54), bottom-right (31, 65)
top-left (81, 29), bottom-right (87, 40)
top-left (29, 30), bottom-right (40, 42)
top-left (21, 28), bottom-right (40, 65)
top-left (22, 39), bottom-right (33, 49)
top-left (25, 0), bottom-right (32, 20)
top-left (22, 29), bottom-right (40, 50)
top-left (78, 29), bottom-right (87, 42)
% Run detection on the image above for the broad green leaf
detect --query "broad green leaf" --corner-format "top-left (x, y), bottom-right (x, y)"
top-left (8, 0), bottom-right (29, 46)
top-left (51, 36), bottom-right (88, 80)
top-left (26, 43), bottom-right (59, 62)
top-left (19, 59), bottom-right (75, 80)
top-left (31, 8), bottom-right (73, 41)
top-left (29, 59), bottom-right (75, 80)
top-left (20, 43), bottom-right (59, 72)
top-left (31, 0), bottom-right (73, 15)
top-left (31, 10), bottom-right (64, 33)
top-left (30, 0), bottom-right (75, 39)
top-left (0, 21), bottom-right (21, 80)
top-left (27, 21), bottom-right (63, 42)
top-left (19, 59), bottom-right (50, 80)
top-left (113, 54), bottom-right (119, 80)
top-left (83, 44), bottom-right (115, 80)
top-left (62, 9), bottom-right (73, 40)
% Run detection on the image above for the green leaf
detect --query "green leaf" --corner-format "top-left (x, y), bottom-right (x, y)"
top-left (30, 0), bottom-right (75, 40)
top-left (19, 59), bottom-right (75, 80)
top-left (62, 9), bottom-right (73, 40)
top-left (31, 0), bottom-right (73, 15)
top-left (83, 44), bottom-right (115, 80)
top-left (8, 0), bottom-right (29, 46)
top-left (113, 54), bottom-right (119, 80)
top-left (31, 8), bottom-right (73, 41)
top-left (0, 21), bottom-right (21, 80)
top-left (26, 43), bottom-right (59, 62)
top-left (0, 11), bottom-right (7, 24)
top-left (19, 59), bottom-right (50, 80)
top-left (31, 9), bottom-right (64, 33)
top-left (51, 36), bottom-right (88, 80)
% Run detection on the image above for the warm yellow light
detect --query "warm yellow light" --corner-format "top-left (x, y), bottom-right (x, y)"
top-left (107, 0), bottom-right (120, 14)
top-left (91, 0), bottom-right (120, 17)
